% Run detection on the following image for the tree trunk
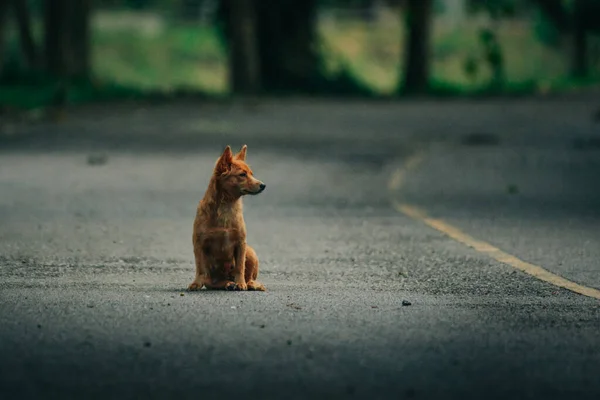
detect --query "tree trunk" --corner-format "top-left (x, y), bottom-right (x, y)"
top-left (227, 0), bottom-right (260, 94)
top-left (0, 1), bottom-right (9, 76)
top-left (218, 0), bottom-right (320, 93)
top-left (69, 0), bottom-right (91, 79)
top-left (12, 0), bottom-right (38, 69)
top-left (255, 0), bottom-right (318, 93)
top-left (571, 0), bottom-right (588, 78)
top-left (44, 0), bottom-right (70, 77)
top-left (402, 0), bottom-right (433, 94)
top-left (44, 0), bottom-right (91, 79)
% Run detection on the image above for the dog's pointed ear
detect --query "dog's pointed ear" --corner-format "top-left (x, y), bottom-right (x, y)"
top-left (235, 145), bottom-right (247, 161)
top-left (215, 145), bottom-right (233, 175)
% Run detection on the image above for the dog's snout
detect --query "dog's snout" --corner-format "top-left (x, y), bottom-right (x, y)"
top-left (259, 183), bottom-right (266, 191)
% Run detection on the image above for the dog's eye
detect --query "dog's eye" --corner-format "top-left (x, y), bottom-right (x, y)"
top-left (239, 172), bottom-right (247, 177)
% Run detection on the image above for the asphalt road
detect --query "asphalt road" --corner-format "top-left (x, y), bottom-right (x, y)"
top-left (1, 97), bottom-right (599, 399)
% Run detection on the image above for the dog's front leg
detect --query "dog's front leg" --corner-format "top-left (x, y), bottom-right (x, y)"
top-left (189, 244), bottom-right (209, 291)
top-left (232, 241), bottom-right (248, 291)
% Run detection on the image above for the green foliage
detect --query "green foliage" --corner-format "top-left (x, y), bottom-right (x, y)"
top-left (310, 46), bottom-right (376, 97)
top-left (463, 55), bottom-right (479, 81)
top-left (458, 27), bottom-right (505, 89)
top-left (532, 8), bottom-right (561, 47)
top-left (480, 28), bottom-right (504, 73)
top-left (92, 23), bottom-right (227, 91)
top-left (429, 78), bottom-right (534, 97)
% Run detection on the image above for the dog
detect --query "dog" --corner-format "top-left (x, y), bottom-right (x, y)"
top-left (188, 145), bottom-right (266, 292)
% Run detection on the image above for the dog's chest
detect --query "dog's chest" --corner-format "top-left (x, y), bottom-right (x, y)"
top-left (216, 204), bottom-right (240, 228)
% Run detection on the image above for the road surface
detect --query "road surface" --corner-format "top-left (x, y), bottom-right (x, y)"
top-left (1, 98), bottom-right (599, 399)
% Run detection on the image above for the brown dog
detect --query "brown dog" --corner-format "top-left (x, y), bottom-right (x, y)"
top-left (188, 145), bottom-right (266, 291)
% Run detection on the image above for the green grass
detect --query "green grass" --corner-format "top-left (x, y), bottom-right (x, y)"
top-left (92, 23), bottom-right (228, 93)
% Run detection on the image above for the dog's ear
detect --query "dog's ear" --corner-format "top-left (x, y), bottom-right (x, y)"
top-left (234, 145), bottom-right (247, 161)
top-left (215, 145), bottom-right (233, 175)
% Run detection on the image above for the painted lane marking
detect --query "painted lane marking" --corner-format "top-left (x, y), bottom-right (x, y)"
top-left (389, 153), bottom-right (600, 300)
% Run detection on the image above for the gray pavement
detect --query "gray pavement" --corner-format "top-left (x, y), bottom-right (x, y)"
top-left (0, 98), bottom-right (599, 399)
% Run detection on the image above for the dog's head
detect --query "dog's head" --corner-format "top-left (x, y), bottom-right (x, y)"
top-left (214, 145), bottom-right (265, 198)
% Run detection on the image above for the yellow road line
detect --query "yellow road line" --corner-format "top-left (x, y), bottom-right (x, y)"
top-left (390, 153), bottom-right (600, 300)
top-left (388, 153), bottom-right (424, 191)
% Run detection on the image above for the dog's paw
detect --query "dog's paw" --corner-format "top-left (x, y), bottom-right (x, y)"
top-left (228, 281), bottom-right (247, 291)
top-left (188, 281), bottom-right (204, 291)
top-left (247, 281), bottom-right (266, 291)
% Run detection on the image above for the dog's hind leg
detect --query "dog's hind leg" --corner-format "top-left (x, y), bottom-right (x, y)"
top-left (245, 245), bottom-right (266, 291)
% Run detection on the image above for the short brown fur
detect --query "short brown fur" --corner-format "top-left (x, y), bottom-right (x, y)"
top-left (189, 145), bottom-right (266, 292)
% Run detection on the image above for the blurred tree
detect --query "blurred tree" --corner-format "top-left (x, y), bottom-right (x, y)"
top-left (466, 0), bottom-right (598, 84)
top-left (69, 0), bottom-right (91, 79)
top-left (255, 0), bottom-right (319, 92)
top-left (402, 0), bottom-right (433, 94)
top-left (44, 0), bottom-right (91, 79)
top-left (571, 0), bottom-right (587, 78)
top-left (529, 0), bottom-right (598, 78)
top-left (0, 2), bottom-right (8, 75)
top-left (44, 0), bottom-right (69, 76)
top-left (477, 1), bottom-right (515, 89)
top-left (13, 0), bottom-right (39, 69)
top-left (227, 0), bottom-right (260, 94)
top-left (530, 0), bottom-right (569, 31)
top-left (479, 28), bottom-right (504, 88)
top-left (220, 0), bottom-right (319, 94)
